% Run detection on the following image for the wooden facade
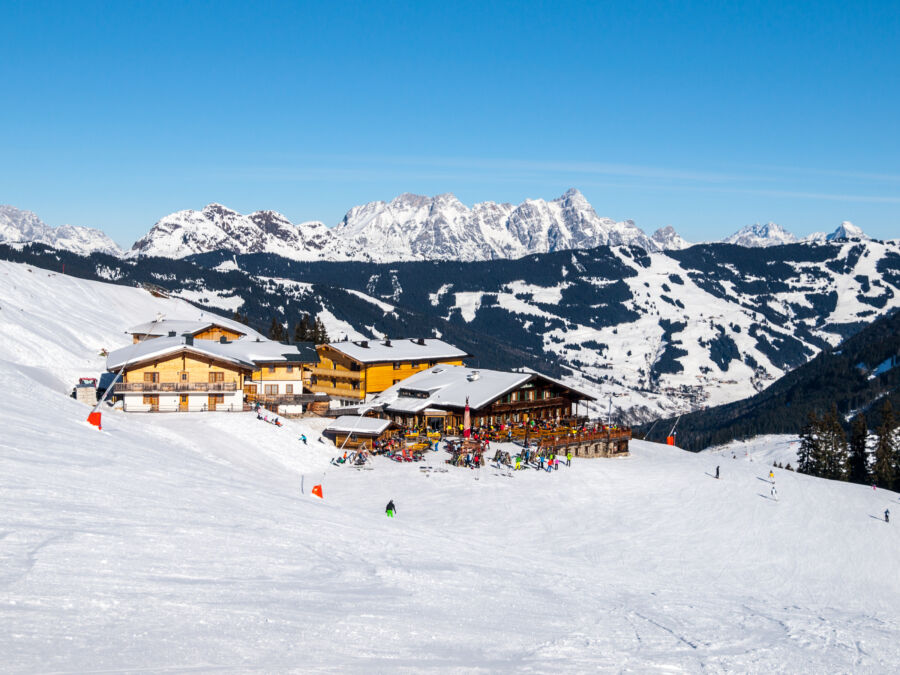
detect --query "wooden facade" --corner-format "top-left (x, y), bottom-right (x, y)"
top-left (309, 344), bottom-right (465, 401)
top-left (114, 352), bottom-right (251, 412)
top-left (385, 379), bottom-right (589, 432)
top-left (131, 324), bottom-right (245, 344)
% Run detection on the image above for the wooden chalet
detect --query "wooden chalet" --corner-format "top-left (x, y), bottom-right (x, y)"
top-left (357, 365), bottom-right (596, 432)
top-left (309, 338), bottom-right (470, 405)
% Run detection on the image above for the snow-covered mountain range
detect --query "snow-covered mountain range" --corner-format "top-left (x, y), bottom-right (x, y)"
top-left (6, 231), bottom-right (898, 423)
top-left (4, 192), bottom-right (877, 262)
top-left (129, 189), bottom-right (659, 261)
top-left (0, 205), bottom-right (123, 257)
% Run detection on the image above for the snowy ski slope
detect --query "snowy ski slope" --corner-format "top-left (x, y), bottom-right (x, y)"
top-left (2, 261), bottom-right (899, 672)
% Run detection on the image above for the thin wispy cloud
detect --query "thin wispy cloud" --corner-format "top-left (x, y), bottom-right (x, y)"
top-left (212, 154), bottom-right (900, 206)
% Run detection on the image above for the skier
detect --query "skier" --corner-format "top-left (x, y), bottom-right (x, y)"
top-left (771, 485), bottom-right (778, 501)
top-left (385, 499), bottom-right (396, 518)
top-left (715, 465), bottom-right (720, 479)
top-left (886, 509), bottom-right (890, 524)
top-left (769, 470), bottom-right (774, 481)
top-left (566, 451), bottom-right (572, 467)
top-left (300, 434), bottom-right (307, 445)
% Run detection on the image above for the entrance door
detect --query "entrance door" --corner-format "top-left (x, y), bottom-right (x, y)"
top-left (208, 394), bottom-right (224, 411)
top-left (179, 395), bottom-right (189, 411)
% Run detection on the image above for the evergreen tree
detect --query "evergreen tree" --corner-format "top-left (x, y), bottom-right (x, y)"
top-left (797, 412), bottom-right (822, 476)
top-left (313, 315), bottom-right (329, 343)
top-left (268, 316), bottom-right (285, 342)
top-left (295, 314), bottom-right (310, 343)
top-left (819, 404), bottom-right (849, 481)
top-left (872, 400), bottom-right (896, 489)
top-left (848, 412), bottom-right (869, 485)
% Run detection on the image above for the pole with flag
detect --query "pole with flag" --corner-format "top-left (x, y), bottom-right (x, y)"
top-left (463, 396), bottom-right (471, 439)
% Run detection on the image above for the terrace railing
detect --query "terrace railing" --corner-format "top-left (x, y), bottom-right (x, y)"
top-left (114, 382), bottom-right (238, 393)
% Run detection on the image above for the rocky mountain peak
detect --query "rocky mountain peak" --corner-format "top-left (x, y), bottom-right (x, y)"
top-left (724, 222), bottom-right (798, 248)
top-left (651, 225), bottom-right (691, 250)
top-left (827, 221), bottom-right (868, 241)
top-left (0, 205), bottom-right (122, 257)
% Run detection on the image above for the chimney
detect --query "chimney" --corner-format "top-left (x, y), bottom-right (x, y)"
top-left (220, 336), bottom-right (228, 344)
top-left (360, 340), bottom-right (369, 348)
top-left (168, 331), bottom-right (176, 337)
top-left (384, 339), bottom-right (391, 347)
top-left (417, 338), bottom-right (426, 346)
top-left (184, 335), bottom-right (194, 346)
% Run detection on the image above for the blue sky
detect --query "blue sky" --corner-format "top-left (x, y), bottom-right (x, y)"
top-left (2, 0), bottom-right (898, 246)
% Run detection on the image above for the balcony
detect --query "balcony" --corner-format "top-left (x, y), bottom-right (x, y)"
top-left (114, 381), bottom-right (238, 393)
top-left (307, 383), bottom-right (365, 399)
top-left (309, 366), bottom-right (363, 380)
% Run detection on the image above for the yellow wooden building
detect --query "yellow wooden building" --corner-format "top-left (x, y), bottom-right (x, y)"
top-left (308, 338), bottom-right (470, 405)
top-left (108, 336), bottom-right (255, 412)
top-left (109, 327), bottom-right (321, 413)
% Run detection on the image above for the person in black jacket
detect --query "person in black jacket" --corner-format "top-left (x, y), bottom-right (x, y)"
top-left (386, 499), bottom-right (396, 518)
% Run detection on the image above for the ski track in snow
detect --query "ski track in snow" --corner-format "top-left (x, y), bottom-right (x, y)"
top-left (1, 260), bottom-right (900, 671)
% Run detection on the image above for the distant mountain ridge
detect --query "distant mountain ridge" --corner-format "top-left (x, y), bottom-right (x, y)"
top-left (3, 192), bottom-right (875, 262)
top-left (130, 189), bottom-right (660, 262)
top-left (0, 205), bottom-right (122, 257)
top-left (3, 231), bottom-right (899, 424)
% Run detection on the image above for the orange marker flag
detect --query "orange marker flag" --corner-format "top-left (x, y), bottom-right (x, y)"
top-left (312, 484), bottom-right (323, 499)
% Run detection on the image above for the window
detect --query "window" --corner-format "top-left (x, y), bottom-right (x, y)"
top-left (268, 366), bottom-right (276, 373)
top-left (393, 379), bottom-right (401, 385)
top-left (264, 384), bottom-right (278, 395)
top-left (180, 372), bottom-right (189, 382)
top-left (209, 372), bottom-right (224, 382)
top-left (286, 365), bottom-right (293, 373)
top-left (393, 362), bottom-right (401, 370)
top-left (410, 362), bottom-right (419, 368)
top-left (285, 384), bottom-right (293, 395)
top-left (142, 395), bottom-right (159, 407)
top-left (143, 372), bottom-right (159, 383)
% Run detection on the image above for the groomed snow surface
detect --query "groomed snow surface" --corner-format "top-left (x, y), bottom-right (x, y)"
top-left (2, 261), bottom-right (900, 672)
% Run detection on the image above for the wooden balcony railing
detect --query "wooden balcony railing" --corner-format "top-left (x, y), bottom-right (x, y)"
top-left (309, 367), bottom-right (363, 380)
top-left (114, 382), bottom-right (238, 393)
top-left (307, 383), bottom-right (365, 399)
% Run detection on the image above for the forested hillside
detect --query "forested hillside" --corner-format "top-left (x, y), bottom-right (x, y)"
top-left (641, 308), bottom-right (900, 450)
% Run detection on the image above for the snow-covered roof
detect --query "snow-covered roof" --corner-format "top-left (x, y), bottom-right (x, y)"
top-left (324, 416), bottom-right (393, 435)
top-left (106, 336), bottom-right (315, 371)
top-left (323, 338), bottom-right (470, 364)
top-left (127, 317), bottom-right (264, 340)
top-left (365, 365), bottom-right (597, 414)
top-left (370, 365), bottom-right (531, 412)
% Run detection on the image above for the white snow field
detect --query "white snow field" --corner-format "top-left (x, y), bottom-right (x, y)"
top-left (705, 435), bottom-right (802, 468)
top-left (2, 261), bottom-right (900, 672)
